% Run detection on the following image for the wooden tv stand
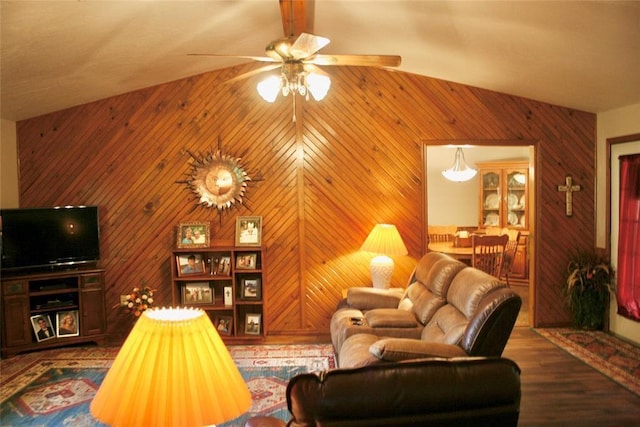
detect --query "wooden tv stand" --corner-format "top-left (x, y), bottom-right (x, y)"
top-left (1, 268), bottom-right (106, 358)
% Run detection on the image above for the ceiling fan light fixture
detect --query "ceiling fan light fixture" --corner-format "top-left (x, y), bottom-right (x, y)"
top-left (307, 72), bottom-right (331, 101)
top-left (442, 147), bottom-right (477, 182)
top-left (257, 63), bottom-right (330, 102)
top-left (257, 75), bottom-right (282, 102)
top-left (268, 38), bottom-right (293, 59)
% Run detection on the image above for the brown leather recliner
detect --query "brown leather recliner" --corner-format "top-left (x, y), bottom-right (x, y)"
top-left (331, 252), bottom-right (522, 368)
top-left (244, 357), bottom-right (521, 427)
top-left (330, 252), bottom-right (467, 356)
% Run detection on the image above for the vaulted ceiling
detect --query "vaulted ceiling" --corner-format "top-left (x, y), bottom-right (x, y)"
top-left (2, 0), bottom-right (639, 122)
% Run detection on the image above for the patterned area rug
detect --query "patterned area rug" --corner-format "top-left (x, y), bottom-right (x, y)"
top-left (223, 344), bottom-right (336, 426)
top-left (0, 343), bottom-right (336, 426)
top-left (535, 328), bottom-right (640, 396)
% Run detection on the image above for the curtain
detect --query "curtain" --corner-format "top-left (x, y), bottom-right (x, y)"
top-left (616, 154), bottom-right (640, 321)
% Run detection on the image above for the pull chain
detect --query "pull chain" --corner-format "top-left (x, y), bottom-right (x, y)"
top-left (292, 94), bottom-right (297, 122)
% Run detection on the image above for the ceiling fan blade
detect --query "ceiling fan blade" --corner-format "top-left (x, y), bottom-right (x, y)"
top-left (188, 53), bottom-right (279, 63)
top-left (280, 0), bottom-right (314, 37)
top-left (291, 32), bottom-right (330, 59)
top-left (226, 63), bottom-right (283, 83)
top-left (308, 54), bottom-right (402, 67)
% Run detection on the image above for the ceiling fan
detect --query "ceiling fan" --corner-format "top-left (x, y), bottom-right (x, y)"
top-left (189, 0), bottom-right (401, 111)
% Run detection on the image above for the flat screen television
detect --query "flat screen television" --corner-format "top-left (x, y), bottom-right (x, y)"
top-left (1, 206), bottom-right (100, 272)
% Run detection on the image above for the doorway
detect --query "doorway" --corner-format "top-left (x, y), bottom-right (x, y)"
top-left (422, 141), bottom-right (536, 327)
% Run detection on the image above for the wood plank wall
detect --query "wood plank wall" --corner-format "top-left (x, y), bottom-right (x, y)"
top-left (15, 63), bottom-right (595, 341)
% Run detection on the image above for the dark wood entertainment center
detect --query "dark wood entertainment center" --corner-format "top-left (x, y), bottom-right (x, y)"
top-left (1, 268), bottom-right (106, 358)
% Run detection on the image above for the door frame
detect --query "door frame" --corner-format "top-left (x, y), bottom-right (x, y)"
top-left (421, 140), bottom-right (537, 326)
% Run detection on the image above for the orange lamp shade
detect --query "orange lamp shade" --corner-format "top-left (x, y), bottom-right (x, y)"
top-left (360, 224), bottom-right (408, 256)
top-left (90, 307), bottom-right (251, 427)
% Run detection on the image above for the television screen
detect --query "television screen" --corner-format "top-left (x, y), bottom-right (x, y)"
top-left (1, 206), bottom-right (100, 272)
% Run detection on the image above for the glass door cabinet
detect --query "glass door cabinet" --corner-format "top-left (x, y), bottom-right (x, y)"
top-left (478, 161), bottom-right (529, 231)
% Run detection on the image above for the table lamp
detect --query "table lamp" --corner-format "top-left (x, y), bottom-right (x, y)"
top-left (90, 307), bottom-right (251, 427)
top-left (360, 224), bottom-right (408, 289)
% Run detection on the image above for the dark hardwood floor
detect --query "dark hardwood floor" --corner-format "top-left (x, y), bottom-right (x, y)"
top-left (503, 327), bottom-right (640, 426)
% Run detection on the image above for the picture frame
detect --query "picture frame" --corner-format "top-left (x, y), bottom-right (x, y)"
top-left (235, 216), bottom-right (262, 247)
top-left (176, 221), bottom-right (210, 249)
top-left (240, 278), bottom-right (261, 300)
top-left (215, 256), bottom-right (231, 276)
top-left (245, 313), bottom-right (261, 335)
top-left (176, 254), bottom-right (206, 276)
top-left (56, 310), bottom-right (79, 337)
top-left (31, 314), bottom-right (56, 342)
top-left (235, 253), bottom-right (257, 270)
top-left (182, 282), bottom-right (213, 305)
top-left (214, 315), bottom-right (233, 336)
top-left (223, 286), bottom-right (233, 306)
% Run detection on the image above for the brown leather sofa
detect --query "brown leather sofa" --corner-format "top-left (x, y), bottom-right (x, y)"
top-left (331, 252), bottom-right (521, 368)
top-left (244, 357), bottom-right (522, 427)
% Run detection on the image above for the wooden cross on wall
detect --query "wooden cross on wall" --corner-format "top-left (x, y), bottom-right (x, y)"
top-left (557, 175), bottom-right (581, 216)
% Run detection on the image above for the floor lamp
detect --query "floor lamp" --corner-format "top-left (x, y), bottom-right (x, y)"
top-left (360, 224), bottom-right (408, 289)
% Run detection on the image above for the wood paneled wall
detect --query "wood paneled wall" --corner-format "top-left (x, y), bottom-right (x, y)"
top-left (15, 63), bottom-right (595, 341)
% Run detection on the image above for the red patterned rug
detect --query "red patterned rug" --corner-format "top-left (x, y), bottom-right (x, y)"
top-left (224, 344), bottom-right (336, 426)
top-left (535, 328), bottom-right (640, 396)
top-left (0, 343), bottom-right (336, 426)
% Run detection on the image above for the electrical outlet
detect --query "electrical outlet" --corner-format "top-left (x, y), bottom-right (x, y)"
top-left (120, 295), bottom-right (129, 306)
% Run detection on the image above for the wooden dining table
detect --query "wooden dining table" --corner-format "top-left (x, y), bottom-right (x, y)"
top-left (427, 242), bottom-right (473, 263)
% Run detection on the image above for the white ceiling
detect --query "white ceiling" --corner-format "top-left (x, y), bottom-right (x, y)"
top-left (2, 0), bottom-right (639, 122)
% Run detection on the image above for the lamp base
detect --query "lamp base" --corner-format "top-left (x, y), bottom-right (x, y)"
top-left (370, 255), bottom-right (394, 289)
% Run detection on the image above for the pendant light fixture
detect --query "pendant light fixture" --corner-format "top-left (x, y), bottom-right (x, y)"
top-left (442, 147), bottom-right (477, 182)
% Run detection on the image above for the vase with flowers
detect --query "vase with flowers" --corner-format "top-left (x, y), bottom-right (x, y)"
top-left (562, 250), bottom-right (615, 330)
top-left (123, 284), bottom-right (155, 318)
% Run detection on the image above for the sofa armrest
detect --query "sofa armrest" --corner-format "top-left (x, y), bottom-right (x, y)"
top-left (369, 338), bottom-right (468, 362)
top-left (346, 287), bottom-right (404, 310)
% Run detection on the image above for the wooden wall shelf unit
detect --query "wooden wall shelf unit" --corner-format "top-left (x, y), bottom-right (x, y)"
top-left (171, 246), bottom-right (266, 342)
top-left (477, 160), bottom-right (530, 283)
top-left (1, 268), bottom-right (106, 358)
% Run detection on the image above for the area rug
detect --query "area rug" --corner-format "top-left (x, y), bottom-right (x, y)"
top-left (535, 328), bottom-right (640, 396)
top-left (0, 343), bottom-right (336, 426)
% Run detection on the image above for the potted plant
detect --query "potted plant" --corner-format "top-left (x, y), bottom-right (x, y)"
top-left (562, 250), bottom-right (615, 330)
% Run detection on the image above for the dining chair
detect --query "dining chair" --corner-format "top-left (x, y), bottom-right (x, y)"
top-left (427, 225), bottom-right (457, 244)
top-left (471, 234), bottom-right (509, 278)
top-left (500, 230), bottom-right (521, 286)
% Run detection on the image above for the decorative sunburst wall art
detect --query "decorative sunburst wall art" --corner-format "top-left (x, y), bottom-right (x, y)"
top-left (178, 148), bottom-right (252, 212)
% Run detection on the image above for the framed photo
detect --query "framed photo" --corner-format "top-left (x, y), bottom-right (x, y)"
top-left (245, 313), bottom-right (261, 335)
top-left (176, 254), bottom-right (205, 276)
top-left (223, 286), bottom-right (233, 306)
top-left (235, 216), bottom-right (262, 247)
top-left (240, 278), bottom-right (261, 300)
top-left (216, 256), bottom-right (231, 275)
top-left (177, 222), bottom-right (210, 249)
top-left (31, 314), bottom-right (56, 342)
top-left (56, 310), bottom-right (79, 337)
top-left (214, 315), bottom-right (233, 336)
top-left (182, 282), bottom-right (213, 305)
top-left (236, 253), bottom-right (257, 270)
